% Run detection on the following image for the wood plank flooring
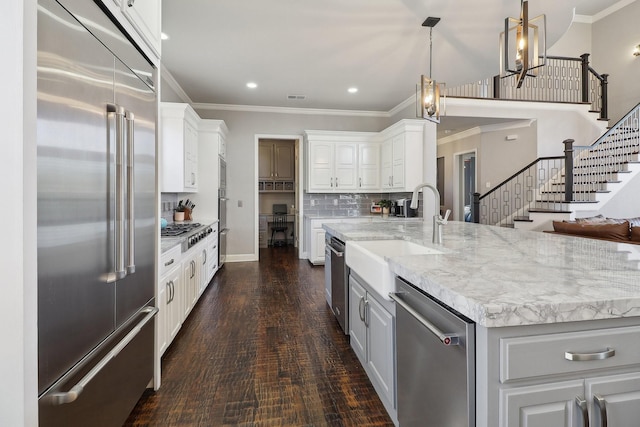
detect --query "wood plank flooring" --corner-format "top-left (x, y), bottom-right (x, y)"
top-left (124, 246), bottom-right (394, 426)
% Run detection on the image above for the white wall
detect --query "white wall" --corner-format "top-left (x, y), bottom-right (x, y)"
top-left (548, 21), bottom-right (593, 57)
top-left (591, 0), bottom-right (640, 122)
top-left (195, 107), bottom-right (388, 259)
top-left (1, 0), bottom-right (38, 425)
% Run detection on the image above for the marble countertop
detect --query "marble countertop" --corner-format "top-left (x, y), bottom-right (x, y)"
top-left (323, 220), bottom-right (640, 328)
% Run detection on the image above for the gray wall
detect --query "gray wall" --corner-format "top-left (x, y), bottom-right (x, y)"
top-left (592, 1), bottom-right (640, 122)
top-left (195, 108), bottom-right (389, 257)
top-left (436, 122), bottom-right (537, 219)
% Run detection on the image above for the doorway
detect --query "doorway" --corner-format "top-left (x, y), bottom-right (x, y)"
top-left (453, 151), bottom-right (476, 222)
top-left (255, 135), bottom-right (302, 260)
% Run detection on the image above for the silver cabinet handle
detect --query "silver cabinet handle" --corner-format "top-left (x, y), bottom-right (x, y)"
top-left (565, 348), bottom-right (615, 361)
top-left (108, 103), bottom-right (127, 282)
top-left (389, 292), bottom-right (460, 346)
top-left (43, 306), bottom-right (157, 405)
top-left (330, 177), bottom-right (333, 187)
top-left (125, 110), bottom-right (135, 274)
top-left (358, 296), bottom-right (365, 322)
top-left (359, 177), bottom-right (362, 187)
top-left (164, 258), bottom-right (174, 267)
top-left (328, 245), bottom-right (344, 257)
top-left (203, 249), bottom-right (207, 265)
top-left (170, 281), bottom-right (174, 303)
top-left (594, 394), bottom-right (608, 427)
top-left (335, 177), bottom-right (338, 187)
top-left (167, 280), bottom-right (174, 303)
top-left (575, 396), bottom-right (590, 427)
top-left (364, 300), bottom-right (369, 327)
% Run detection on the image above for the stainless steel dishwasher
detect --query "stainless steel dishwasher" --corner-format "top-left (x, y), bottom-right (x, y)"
top-left (327, 236), bottom-right (348, 334)
top-left (390, 277), bottom-right (475, 427)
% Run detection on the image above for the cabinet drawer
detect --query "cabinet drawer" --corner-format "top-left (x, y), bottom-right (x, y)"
top-left (160, 245), bottom-right (182, 277)
top-left (500, 325), bottom-right (640, 382)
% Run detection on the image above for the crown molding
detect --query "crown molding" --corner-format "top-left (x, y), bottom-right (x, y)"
top-left (160, 64), bottom-right (193, 104)
top-left (192, 102), bottom-right (389, 117)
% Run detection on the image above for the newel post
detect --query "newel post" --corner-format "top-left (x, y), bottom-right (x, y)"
top-left (580, 54), bottom-right (590, 104)
top-left (600, 74), bottom-right (609, 121)
top-left (472, 192), bottom-right (481, 224)
top-left (493, 75), bottom-right (501, 99)
top-left (563, 139), bottom-right (575, 202)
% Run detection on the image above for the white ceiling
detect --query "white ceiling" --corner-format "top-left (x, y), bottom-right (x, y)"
top-left (161, 0), bottom-right (624, 115)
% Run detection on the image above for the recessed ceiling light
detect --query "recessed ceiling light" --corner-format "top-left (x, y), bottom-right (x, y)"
top-left (348, 87), bottom-right (358, 93)
top-left (246, 82), bottom-right (258, 89)
top-left (161, 32), bottom-right (169, 40)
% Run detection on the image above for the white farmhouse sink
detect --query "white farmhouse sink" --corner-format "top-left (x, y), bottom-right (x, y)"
top-left (345, 240), bottom-right (443, 300)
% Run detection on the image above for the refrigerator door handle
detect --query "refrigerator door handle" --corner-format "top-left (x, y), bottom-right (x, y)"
top-left (125, 110), bottom-right (135, 274)
top-left (42, 306), bottom-right (158, 406)
top-left (107, 103), bottom-right (127, 282)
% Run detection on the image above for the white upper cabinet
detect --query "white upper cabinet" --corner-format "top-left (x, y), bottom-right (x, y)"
top-left (97, 0), bottom-right (161, 62)
top-left (160, 103), bottom-right (200, 193)
top-left (305, 120), bottom-right (425, 193)
top-left (120, 0), bottom-right (162, 57)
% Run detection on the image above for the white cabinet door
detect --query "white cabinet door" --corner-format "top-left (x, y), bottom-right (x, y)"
top-left (380, 140), bottom-right (393, 189)
top-left (586, 372), bottom-right (640, 427)
top-left (312, 228), bottom-right (326, 265)
top-left (198, 245), bottom-right (208, 295)
top-left (367, 295), bottom-right (395, 406)
top-left (349, 277), bottom-right (367, 364)
top-left (161, 103), bottom-right (200, 193)
top-left (334, 143), bottom-right (357, 190)
top-left (184, 120), bottom-right (198, 190)
top-left (166, 265), bottom-right (183, 345)
top-left (308, 141), bottom-right (333, 191)
top-left (499, 380), bottom-right (585, 427)
top-left (391, 135), bottom-right (405, 188)
top-left (182, 252), bottom-right (199, 317)
top-left (358, 143), bottom-right (380, 190)
top-left (120, 0), bottom-right (162, 56)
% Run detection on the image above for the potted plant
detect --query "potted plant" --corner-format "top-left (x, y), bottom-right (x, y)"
top-left (378, 199), bottom-right (392, 218)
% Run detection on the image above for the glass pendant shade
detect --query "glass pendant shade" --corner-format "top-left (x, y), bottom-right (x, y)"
top-left (500, 0), bottom-right (546, 88)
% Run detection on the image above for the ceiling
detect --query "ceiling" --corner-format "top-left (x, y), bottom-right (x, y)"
top-left (161, 0), bottom-right (625, 138)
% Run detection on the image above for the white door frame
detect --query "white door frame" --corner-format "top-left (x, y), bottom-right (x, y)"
top-left (452, 149), bottom-right (477, 222)
top-left (254, 133), bottom-right (304, 260)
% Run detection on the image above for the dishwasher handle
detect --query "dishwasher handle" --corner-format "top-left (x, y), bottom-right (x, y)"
top-left (389, 292), bottom-right (460, 346)
top-left (328, 245), bottom-right (344, 257)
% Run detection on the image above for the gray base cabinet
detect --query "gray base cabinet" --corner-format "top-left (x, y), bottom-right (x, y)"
top-left (476, 321), bottom-right (640, 427)
top-left (348, 273), bottom-right (398, 426)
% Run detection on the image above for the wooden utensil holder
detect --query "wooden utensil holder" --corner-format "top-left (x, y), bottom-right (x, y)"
top-left (183, 207), bottom-right (192, 221)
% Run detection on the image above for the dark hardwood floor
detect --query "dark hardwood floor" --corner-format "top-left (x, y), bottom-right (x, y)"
top-left (124, 246), bottom-right (393, 426)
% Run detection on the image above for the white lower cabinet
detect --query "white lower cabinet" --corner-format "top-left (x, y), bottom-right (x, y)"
top-left (349, 273), bottom-right (397, 425)
top-left (164, 263), bottom-right (183, 346)
top-left (182, 247), bottom-right (200, 318)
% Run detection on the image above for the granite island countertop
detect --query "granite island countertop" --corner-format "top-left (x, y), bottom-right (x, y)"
top-left (322, 220), bottom-right (640, 328)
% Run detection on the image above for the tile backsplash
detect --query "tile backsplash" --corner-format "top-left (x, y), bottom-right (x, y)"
top-left (303, 192), bottom-right (421, 217)
top-left (161, 193), bottom-right (179, 222)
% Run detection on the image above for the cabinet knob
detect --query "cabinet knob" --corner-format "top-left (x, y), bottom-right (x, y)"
top-left (127, 0), bottom-right (135, 6)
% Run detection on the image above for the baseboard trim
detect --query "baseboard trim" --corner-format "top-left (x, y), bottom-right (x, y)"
top-left (226, 254), bottom-right (259, 263)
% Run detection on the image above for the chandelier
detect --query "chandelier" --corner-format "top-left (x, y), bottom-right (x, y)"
top-left (500, 0), bottom-right (546, 88)
top-left (417, 17), bottom-right (445, 123)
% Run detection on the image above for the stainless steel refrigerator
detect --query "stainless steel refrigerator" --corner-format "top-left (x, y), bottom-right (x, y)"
top-left (37, 0), bottom-right (157, 425)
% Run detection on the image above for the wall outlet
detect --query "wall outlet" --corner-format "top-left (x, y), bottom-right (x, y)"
top-left (486, 182), bottom-right (491, 188)
top-left (333, 199), bottom-right (338, 206)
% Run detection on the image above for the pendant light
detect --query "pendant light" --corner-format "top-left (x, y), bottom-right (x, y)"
top-left (417, 17), bottom-right (445, 123)
top-left (500, 0), bottom-right (546, 88)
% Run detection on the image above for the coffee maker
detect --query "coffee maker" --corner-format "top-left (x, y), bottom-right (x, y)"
top-left (395, 198), bottom-right (417, 217)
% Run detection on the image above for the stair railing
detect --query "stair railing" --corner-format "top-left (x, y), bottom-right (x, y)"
top-left (472, 156), bottom-right (565, 227)
top-left (448, 54), bottom-right (608, 120)
top-left (568, 102), bottom-right (640, 202)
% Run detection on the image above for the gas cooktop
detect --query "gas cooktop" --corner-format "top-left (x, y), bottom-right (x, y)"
top-left (160, 222), bottom-right (202, 237)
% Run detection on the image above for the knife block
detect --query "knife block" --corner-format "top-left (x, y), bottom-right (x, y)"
top-left (183, 207), bottom-right (192, 221)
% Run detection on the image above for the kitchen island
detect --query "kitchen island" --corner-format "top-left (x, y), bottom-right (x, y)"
top-left (323, 220), bottom-right (640, 427)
